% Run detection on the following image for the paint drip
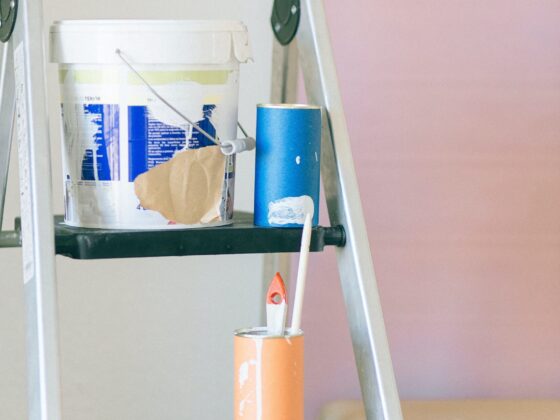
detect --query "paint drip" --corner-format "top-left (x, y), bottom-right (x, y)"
top-left (267, 195), bottom-right (314, 226)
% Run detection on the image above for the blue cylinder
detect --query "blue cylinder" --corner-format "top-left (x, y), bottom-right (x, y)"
top-left (254, 104), bottom-right (321, 227)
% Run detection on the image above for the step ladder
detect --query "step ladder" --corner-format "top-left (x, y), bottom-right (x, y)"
top-left (0, 0), bottom-right (404, 419)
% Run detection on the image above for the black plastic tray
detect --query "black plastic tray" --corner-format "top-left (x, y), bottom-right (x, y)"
top-left (35, 212), bottom-right (345, 259)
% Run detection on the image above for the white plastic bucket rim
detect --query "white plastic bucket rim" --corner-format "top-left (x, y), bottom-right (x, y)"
top-left (50, 19), bottom-right (253, 65)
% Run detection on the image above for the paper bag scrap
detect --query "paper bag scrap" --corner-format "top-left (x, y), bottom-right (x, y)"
top-left (134, 146), bottom-right (226, 225)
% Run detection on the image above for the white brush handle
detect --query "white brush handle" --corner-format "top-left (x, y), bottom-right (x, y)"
top-left (291, 213), bottom-right (313, 332)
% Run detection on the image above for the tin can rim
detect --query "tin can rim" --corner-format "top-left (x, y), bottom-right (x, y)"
top-left (257, 103), bottom-right (321, 110)
top-left (234, 326), bottom-right (304, 338)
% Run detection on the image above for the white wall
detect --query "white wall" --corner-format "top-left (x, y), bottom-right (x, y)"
top-left (0, 1), bottom-right (274, 419)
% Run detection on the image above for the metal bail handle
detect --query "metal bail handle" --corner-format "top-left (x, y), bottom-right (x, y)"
top-left (115, 48), bottom-right (255, 155)
top-left (0, 0), bottom-right (17, 43)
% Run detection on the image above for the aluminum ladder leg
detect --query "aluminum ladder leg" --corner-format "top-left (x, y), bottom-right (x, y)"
top-left (0, 42), bottom-right (14, 229)
top-left (0, 0), bottom-right (401, 418)
top-left (295, 1), bottom-right (404, 419)
top-left (0, 0), bottom-right (62, 418)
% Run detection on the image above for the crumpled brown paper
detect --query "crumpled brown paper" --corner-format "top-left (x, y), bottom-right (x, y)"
top-left (134, 146), bottom-right (226, 225)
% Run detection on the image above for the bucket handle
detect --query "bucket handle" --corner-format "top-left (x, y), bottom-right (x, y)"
top-left (115, 49), bottom-right (255, 155)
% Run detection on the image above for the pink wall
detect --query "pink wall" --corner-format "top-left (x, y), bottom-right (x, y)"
top-left (302, 1), bottom-right (560, 418)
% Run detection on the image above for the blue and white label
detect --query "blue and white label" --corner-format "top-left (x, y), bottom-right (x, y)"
top-left (58, 65), bottom-right (240, 228)
top-left (188, 105), bottom-right (218, 149)
top-left (128, 104), bottom-right (217, 181)
top-left (80, 104), bottom-right (120, 181)
top-left (62, 103), bottom-right (120, 181)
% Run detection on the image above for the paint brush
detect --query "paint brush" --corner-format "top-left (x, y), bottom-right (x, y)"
top-left (266, 272), bottom-right (288, 336)
top-left (291, 212), bottom-right (313, 333)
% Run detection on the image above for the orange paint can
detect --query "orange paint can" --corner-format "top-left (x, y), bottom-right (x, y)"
top-left (234, 327), bottom-right (304, 420)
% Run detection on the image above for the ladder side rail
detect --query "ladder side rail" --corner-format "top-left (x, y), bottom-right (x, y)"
top-left (271, 38), bottom-right (299, 103)
top-left (0, 42), bottom-right (15, 230)
top-left (11, 0), bottom-right (62, 418)
top-left (296, 1), bottom-right (403, 419)
top-left (260, 39), bottom-right (300, 322)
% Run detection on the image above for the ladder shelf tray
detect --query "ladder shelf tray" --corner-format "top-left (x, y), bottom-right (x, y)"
top-left (2, 211), bottom-right (345, 259)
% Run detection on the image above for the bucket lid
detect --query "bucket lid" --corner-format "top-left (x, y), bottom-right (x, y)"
top-left (50, 20), bottom-right (252, 65)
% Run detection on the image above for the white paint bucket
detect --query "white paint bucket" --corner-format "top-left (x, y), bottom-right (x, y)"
top-left (49, 20), bottom-right (252, 229)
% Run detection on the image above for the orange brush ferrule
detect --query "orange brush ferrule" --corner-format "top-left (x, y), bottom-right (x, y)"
top-left (266, 272), bottom-right (287, 304)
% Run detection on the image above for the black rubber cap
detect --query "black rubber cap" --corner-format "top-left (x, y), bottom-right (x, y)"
top-left (0, 0), bottom-right (17, 43)
top-left (271, 0), bottom-right (300, 46)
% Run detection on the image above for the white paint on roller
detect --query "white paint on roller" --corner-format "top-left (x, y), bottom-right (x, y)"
top-left (267, 195), bottom-right (314, 225)
top-left (295, 155), bottom-right (301, 165)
